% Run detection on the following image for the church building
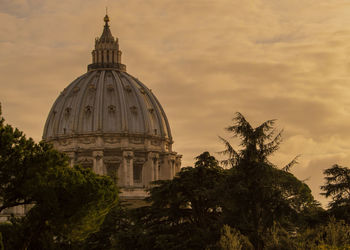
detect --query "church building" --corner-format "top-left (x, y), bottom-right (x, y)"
top-left (42, 14), bottom-right (182, 200)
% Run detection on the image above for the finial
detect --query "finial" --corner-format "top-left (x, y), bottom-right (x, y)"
top-left (104, 14), bottom-right (110, 24)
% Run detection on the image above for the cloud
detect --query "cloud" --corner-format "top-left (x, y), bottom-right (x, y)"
top-left (1, 0), bottom-right (350, 205)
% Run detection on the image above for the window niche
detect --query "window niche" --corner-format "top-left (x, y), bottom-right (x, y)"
top-left (106, 163), bottom-right (119, 183)
top-left (78, 158), bottom-right (93, 170)
top-left (133, 164), bottom-right (143, 184)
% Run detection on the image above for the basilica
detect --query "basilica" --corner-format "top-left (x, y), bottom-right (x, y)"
top-left (42, 14), bottom-right (181, 200)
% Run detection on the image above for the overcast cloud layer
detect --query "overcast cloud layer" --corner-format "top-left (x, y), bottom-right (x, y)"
top-left (1, 0), bottom-right (350, 205)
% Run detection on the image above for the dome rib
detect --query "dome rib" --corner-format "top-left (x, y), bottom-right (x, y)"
top-left (57, 73), bottom-right (90, 135)
top-left (126, 75), bottom-right (149, 135)
top-left (111, 71), bottom-right (128, 132)
top-left (153, 94), bottom-right (172, 139)
top-left (96, 71), bottom-right (106, 131)
top-left (75, 71), bottom-right (97, 134)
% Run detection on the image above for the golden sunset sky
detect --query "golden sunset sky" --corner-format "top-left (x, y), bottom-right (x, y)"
top-left (2, 0), bottom-right (350, 205)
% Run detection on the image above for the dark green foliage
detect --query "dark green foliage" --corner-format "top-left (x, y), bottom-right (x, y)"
top-left (262, 222), bottom-right (297, 250)
top-left (216, 225), bottom-right (253, 250)
top-left (219, 112), bottom-right (316, 249)
top-left (0, 106), bottom-right (119, 249)
top-left (294, 218), bottom-right (350, 249)
top-left (321, 164), bottom-right (350, 223)
top-left (83, 202), bottom-right (143, 250)
top-left (138, 151), bottom-right (225, 250)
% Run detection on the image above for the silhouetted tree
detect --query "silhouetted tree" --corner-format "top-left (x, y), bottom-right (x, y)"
top-left (321, 164), bottom-right (350, 223)
top-left (219, 112), bottom-right (316, 249)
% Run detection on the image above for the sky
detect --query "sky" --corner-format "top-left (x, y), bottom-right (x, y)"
top-left (1, 0), bottom-right (350, 205)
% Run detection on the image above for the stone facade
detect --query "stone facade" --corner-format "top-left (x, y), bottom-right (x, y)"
top-left (46, 134), bottom-right (181, 199)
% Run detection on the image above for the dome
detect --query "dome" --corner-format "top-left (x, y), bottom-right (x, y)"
top-left (42, 15), bottom-right (181, 200)
top-left (43, 70), bottom-right (172, 141)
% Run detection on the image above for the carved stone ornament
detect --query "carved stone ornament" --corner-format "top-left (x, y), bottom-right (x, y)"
top-left (130, 137), bottom-right (143, 144)
top-left (124, 85), bottom-right (132, 93)
top-left (73, 86), bottom-right (80, 93)
top-left (152, 156), bottom-right (158, 164)
top-left (77, 157), bottom-right (93, 165)
top-left (104, 157), bottom-right (122, 164)
top-left (108, 105), bottom-right (116, 113)
top-left (123, 152), bottom-right (133, 163)
top-left (59, 138), bottom-right (72, 146)
top-left (89, 83), bottom-right (97, 92)
top-left (85, 105), bottom-right (93, 114)
top-left (104, 137), bottom-right (120, 144)
top-left (107, 84), bottom-right (114, 92)
top-left (130, 106), bottom-right (137, 114)
top-left (78, 137), bottom-right (96, 144)
top-left (134, 158), bottom-right (146, 164)
top-left (151, 140), bottom-right (161, 146)
top-left (64, 107), bottom-right (72, 118)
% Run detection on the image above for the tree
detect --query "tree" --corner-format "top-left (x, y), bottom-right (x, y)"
top-left (82, 202), bottom-right (143, 250)
top-left (0, 106), bottom-right (119, 249)
top-left (219, 112), bottom-right (316, 249)
top-left (216, 225), bottom-right (253, 250)
top-left (321, 164), bottom-right (350, 222)
top-left (130, 152), bottom-right (226, 250)
top-left (295, 217), bottom-right (350, 249)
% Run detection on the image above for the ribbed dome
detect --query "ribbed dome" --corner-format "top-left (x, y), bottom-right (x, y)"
top-left (43, 70), bottom-right (172, 140)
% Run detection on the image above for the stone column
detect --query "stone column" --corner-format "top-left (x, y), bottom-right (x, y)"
top-left (168, 155), bottom-right (176, 178)
top-left (113, 50), bottom-right (117, 63)
top-left (92, 51), bottom-right (96, 63)
top-left (143, 153), bottom-right (152, 185)
top-left (108, 50), bottom-right (113, 63)
top-left (152, 154), bottom-right (159, 181)
top-left (123, 151), bottom-right (134, 187)
top-left (98, 50), bottom-right (102, 63)
top-left (175, 155), bottom-right (182, 173)
top-left (145, 152), bottom-right (159, 184)
top-left (159, 155), bottom-right (171, 179)
top-left (117, 50), bottom-right (122, 63)
top-left (93, 151), bottom-right (104, 175)
top-left (103, 50), bottom-right (107, 64)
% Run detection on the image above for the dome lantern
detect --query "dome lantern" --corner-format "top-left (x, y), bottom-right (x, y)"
top-left (88, 15), bottom-right (126, 72)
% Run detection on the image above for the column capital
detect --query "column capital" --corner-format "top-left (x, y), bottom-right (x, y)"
top-left (93, 150), bottom-right (104, 160)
